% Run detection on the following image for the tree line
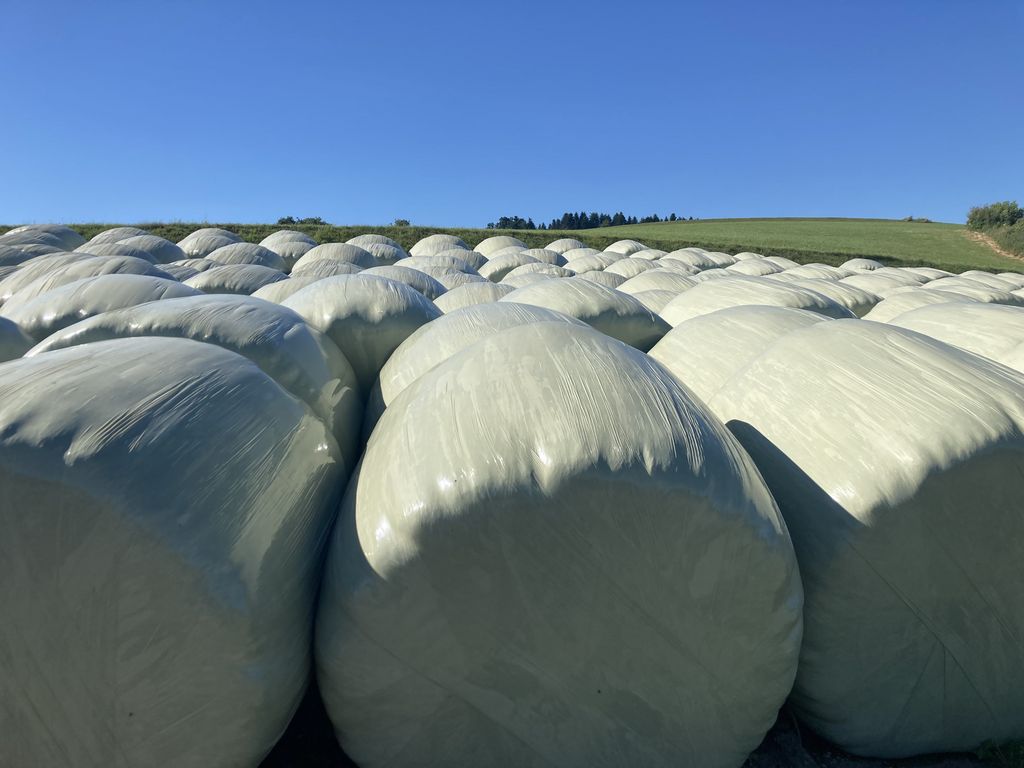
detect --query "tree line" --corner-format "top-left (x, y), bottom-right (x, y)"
top-left (486, 212), bottom-right (694, 230)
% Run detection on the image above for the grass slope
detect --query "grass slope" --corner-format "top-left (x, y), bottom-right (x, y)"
top-left (3, 218), bottom-right (1018, 273)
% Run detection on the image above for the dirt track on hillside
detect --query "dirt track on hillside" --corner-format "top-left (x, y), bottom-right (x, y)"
top-left (964, 229), bottom-right (1024, 263)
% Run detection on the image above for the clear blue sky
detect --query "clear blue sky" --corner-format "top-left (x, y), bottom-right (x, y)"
top-left (2, 0), bottom-right (1021, 226)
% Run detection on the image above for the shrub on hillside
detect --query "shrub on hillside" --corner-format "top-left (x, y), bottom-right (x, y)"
top-left (967, 201), bottom-right (1023, 230)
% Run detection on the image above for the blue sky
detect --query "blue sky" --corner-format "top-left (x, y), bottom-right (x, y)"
top-left (1, 0), bottom-right (1021, 226)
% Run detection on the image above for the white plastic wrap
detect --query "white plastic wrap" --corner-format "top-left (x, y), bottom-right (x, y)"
top-left (261, 230), bottom-right (316, 248)
top-left (177, 229), bottom-right (242, 258)
top-left (409, 233), bottom-right (469, 257)
top-left (862, 289), bottom-right (975, 323)
top-left (631, 289), bottom-right (679, 313)
top-left (474, 235), bottom-right (527, 257)
top-left (2, 225), bottom-right (86, 251)
top-left (544, 237), bottom-right (586, 253)
top-left (840, 257), bottom-right (884, 271)
top-left (316, 321), bottom-right (802, 768)
top-left (575, 270), bottom-right (627, 289)
top-left (433, 281), bottom-right (513, 313)
top-left (648, 306), bottom-right (827, 409)
top-left (206, 243), bottom-right (287, 271)
top-left (660, 276), bottom-right (855, 326)
top-left (117, 235), bottom-right (186, 264)
top-left (360, 242), bottom-right (406, 266)
top-left (604, 257), bottom-right (657, 279)
top-left (616, 269), bottom-right (697, 296)
top-left (184, 264), bottom-right (288, 295)
top-left (726, 260), bottom-right (785, 277)
top-left (478, 252), bottom-right (540, 282)
top-left (76, 242), bottom-right (160, 264)
top-left (282, 275), bottom-right (441, 392)
top-left (785, 278), bottom-right (880, 317)
top-left (520, 248), bottom-right (566, 266)
top-left (29, 295), bottom-right (362, 472)
top-left (564, 253), bottom-right (622, 274)
top-left (250, 276), bottom-right (324, 303)
top-left (0, 337), bottom-right (344, 767)
top-left (0, 253), bottom-right (98, 304)
top-left (710, 320), bottom-right (1024, 757)
top-left (272, 240), bottom-right (317, 270)
top-left (604, 238), bottom-right (647, 255)
top-left (1, 257), bottom-right (174, 313)
top-left (291, 261), bottom-right (364, 279)
top-left (292, 243), bottom-right (377, 271)
top-left (500, 278), bottom-right (669, 350)
top-left (361, 266), bottom-right (447, 300)
top-left (87, 226), bottom-right (150, 245)
top-left (346, 234), bottom-right (400, 250)
top-left (3, 275), bottom-right (200, 341)
top-left (885, 302), bottom-right (1024, 372)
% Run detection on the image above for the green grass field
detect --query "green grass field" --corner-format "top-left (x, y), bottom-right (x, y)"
top-left (3, 217), bottom-right (1019, 273)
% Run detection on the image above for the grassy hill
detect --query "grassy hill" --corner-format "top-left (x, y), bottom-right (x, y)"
top-left (4, 218), bottom-right (1019, 273)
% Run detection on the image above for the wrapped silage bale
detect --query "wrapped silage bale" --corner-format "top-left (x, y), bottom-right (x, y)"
top-left (655, 259), bottom-right (702, 276)
top-left (545, 237), bottom-right (586, 253)
top-left (360, 242), bottom-right (406, 267)
top-left (563, 252), bottom-right (622, 274)
top-left (0, 316), bottom-right (32, 362)
top-left (632, 248), bottom-right (667, 260)
top-left (997, 272), bottom-right (1024, 289)
top-left (409, 233), bottom-right (469, 257)
top-left (361, 266), bottom-right (446, 300)
top-left (925, 275), bottom-right (1018, 294)
top-left (903, 266), bottom-right (953, 281)
top-left (709, 319), bottom-right (1024, 757)
top-left (604, 257), bottom-right (657, 279)
top-left (260, 229), bottom-right (316, 248)
top-left (478, 251), bottom-right (539, 282)
top-left (649, 305), bottom-right (826, 409)
top-left (616, 269), bottom-right (697, 296)
top-left (29, 295), bottom-right (362, 471)
top-left (499, 262), bottom-right (573, 285)
top-left (2, 224), bottom-right (86, 251)
top-left (703, 251), bottom-right (739, 267)
top-left (432, 281), bottom-right (514, 313)
top-left (862, 289), bottom-right (975, 323)
top-left (630, 289), bottom-right (679, 314)
top-left (291, 260), bottom-right (363, 279)
top-left (954, 271), bottom-right (1020, 291)
top-left (0, 253), bottom-right (98, 304)
top-left (778, 264), bottom-right (851, 280)
top-left (691, 269), bottom-right (739, 282)
top-left (662, 249), bottom-right (718, 270)
top-left (520, 248), bottom-right (566, 266)
top-left (292, 243), bottom-right (376, 271)
top-left (394, 254), bottom-right (478, 275)
top-left (501, 278), bottom-right (669, 350)
top-left (282, 274), bottom-right (441, 392)
top-left (3, 274), bottom-right (200, 341)
top-left (177, 229), bottom-right (242, 259)
top-left (483, 245), bottom-right (529, 262)
top-left (184, 264), bottom-right (287, 295)
top-left (0, 337), bottom-right (343, 768)
top-left (884, 302), bottom-right (1024, 372)
top-left (273, 240), bottom-right (317, 271)
top-left (370, 302), bottom-right (587, 420)
top-left (660, 276), bottom-right (855, 327)
top-left (575, 270), bottom-right (627, 289)
top-left (414, 268), bottom-right (485, 291)
top-left (604, 238), bottom-right (646, 255)
top-left (117, 234), bottom-right (187, 264)
top-left (75, 241), bottom-right (161, 264)
top-left (346, 233), bottom-right (400, 250)
top-left (839, 272), bottom-right (921, 298)
top-left (206, 242), bottom-right (286, 271)
top-left (251, 276), bottom-right (324, 303)
top-left (0, 245), bottom-right (39, 268)
top-left (474, 235), bottom-right (527, 257)
top-left (785, 278), bottom-right (880, 317)
top-left (1, 256), bottom-right (174, 314)
top-left (435, 247), bottom-right (487, 271)
top-left (86, 225), bottom-right (150, 245)
top-left (171, 257), bottom-right (221, 272)
top-left (561, 247), bottom-right (601, 261)
top-left (317, 321), bottom-right (803, 768)
top-left (0, 230), bottom-right (66, 252)
top-left (726, 259), bottom-right (785, 277)
top-left (840, 257), bottom-right (884, 271)
top-left (732, 251), bottom-right (765, 261)
top-left (763, 256), bottom-right (801, 270)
